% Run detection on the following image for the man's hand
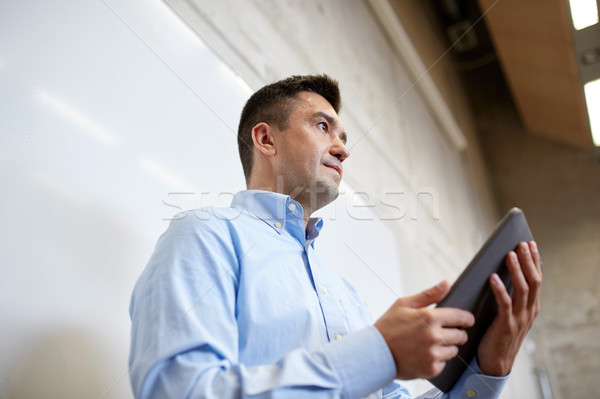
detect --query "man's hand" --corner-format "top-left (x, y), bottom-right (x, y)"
top-left (477, 241), bottom-right (543, 376)
top-left (374, 281), bottom-right (475, 380)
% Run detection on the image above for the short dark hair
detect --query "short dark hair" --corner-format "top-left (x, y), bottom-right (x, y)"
top-left (237, 74), bottom-right (341, 182)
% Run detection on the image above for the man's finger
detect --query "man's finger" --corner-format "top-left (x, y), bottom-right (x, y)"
top-left (437, 326), bottom-right (470, 346)
top-left (506, 248), bottom-right (529, 312)
top-left (435, 345), bottom-right (460, 362)
top-left (530, 241), bottom-right (542, 273)
top-left (515, 242), bottom-right (542, 310)
top-left (524, 241), bottom-right (543, 309)
top-left (489, 272), bottom-right (512, 318)
top-left (399, 280), bottom-right (451, 309)
top-left (431, 308), bottom-right (475, 329)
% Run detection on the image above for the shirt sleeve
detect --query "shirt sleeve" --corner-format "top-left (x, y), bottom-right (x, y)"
top-left (128, 213), bottom-right (396, 399)
top-left (382, 357), bottom-right (508, 399)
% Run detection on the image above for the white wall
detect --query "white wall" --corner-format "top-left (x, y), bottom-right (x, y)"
top-left (0, 1), bottom-right (246, 397)
top-left (0, 1), bottom-right (405, 397)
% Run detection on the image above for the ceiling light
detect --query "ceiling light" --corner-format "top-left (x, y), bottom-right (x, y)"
top-left (584, 78), bottom-right (600, 146)
top-left (569, 0), bottom-right (599, 30)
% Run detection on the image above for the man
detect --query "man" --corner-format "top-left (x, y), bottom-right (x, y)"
top-left (129, 74), bottom-right (542, 398)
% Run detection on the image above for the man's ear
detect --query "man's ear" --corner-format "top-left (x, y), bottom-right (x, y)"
top-left (251, 122), bottom-right (277, 157)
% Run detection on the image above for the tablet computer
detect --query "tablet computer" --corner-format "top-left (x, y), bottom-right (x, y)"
top-left (428, 207), bottom-right (534, 392)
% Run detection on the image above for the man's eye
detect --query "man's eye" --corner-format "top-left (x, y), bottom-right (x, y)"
top-left (317, 122), bottom-right (327, 131)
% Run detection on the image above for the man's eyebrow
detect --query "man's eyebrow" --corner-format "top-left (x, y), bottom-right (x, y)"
top-left (313, 111), bottom-right (337, 125)
top-left (313, 112), bottom-right (347, 143)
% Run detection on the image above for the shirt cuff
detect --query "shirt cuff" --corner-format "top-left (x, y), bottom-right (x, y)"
top-left (323, 326), bottom-right (396, 399)
top-left (448, 358), bottom-right (509, 399)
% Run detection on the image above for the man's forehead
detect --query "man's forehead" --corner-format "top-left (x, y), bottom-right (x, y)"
top-left (292, 92), bottom-right (347, 143)
top-left (295, 92), bottom-right (341, 121)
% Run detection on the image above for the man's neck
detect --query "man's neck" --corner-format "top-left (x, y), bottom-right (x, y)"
top-left (246, 184), bottom-right (314, 232)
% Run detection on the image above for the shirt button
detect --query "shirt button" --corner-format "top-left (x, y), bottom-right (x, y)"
top-left (466, 389), bottom-right (476, 398)
top-left (288, 203), bottom-right (296, 211)
top-left (335, 334), bottom-right (342, 340)
top-left (321, 287), bottom-right (328, 295)
top-left (274, 221), bottom-right (282, 228)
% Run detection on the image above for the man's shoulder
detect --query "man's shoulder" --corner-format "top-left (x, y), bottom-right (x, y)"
top-left (152, 206), bottom-right (250, 258)
top-left (165, 206), bottom-right (248, 232)
top-left (171, 206), bottom-right (245, 222)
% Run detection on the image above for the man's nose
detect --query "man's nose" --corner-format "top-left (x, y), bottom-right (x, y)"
top-left (331, 137), bottom-right (350, 162)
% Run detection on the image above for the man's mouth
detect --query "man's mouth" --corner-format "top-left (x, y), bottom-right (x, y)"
top-left (324, 163), bottom-right (342, 176)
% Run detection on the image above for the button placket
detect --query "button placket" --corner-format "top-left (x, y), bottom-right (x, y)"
top-left (306, 248), bottom-right (349, 342)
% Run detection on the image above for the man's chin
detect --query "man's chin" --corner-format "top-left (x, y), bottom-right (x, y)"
top-left (311, 183), bottom-right (340, 210)
top-left (328, 187), bottom-right (340, 201)
top-left (290, 179), bottom-right (341, 213)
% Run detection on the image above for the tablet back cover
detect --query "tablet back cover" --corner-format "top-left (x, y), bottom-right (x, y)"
top-left (428, 208), bottom-right (534, 392)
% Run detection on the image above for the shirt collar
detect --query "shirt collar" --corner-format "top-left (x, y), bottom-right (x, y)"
top-left (231, 190), bottom-right (323, 240)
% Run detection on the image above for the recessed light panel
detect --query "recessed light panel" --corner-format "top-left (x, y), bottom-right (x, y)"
top-left (584, 78), bottom-right (600, 146)
top-left (569, 0), bottom-right (599, 30)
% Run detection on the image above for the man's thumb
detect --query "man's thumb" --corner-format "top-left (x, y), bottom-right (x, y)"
top-left (400, 280), bottom-right (450, 309)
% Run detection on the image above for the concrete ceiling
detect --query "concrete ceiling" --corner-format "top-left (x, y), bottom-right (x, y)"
top-left (388, 0), bottom-right (594, 150)
top-left (478, 0), bottom-right (593, 150)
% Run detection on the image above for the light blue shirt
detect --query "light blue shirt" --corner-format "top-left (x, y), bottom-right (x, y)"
top-left (129, 190), bottom-right (507, 398)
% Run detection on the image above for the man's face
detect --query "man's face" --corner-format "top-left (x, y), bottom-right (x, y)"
top-left (272, 91), bottom-right (350, 212)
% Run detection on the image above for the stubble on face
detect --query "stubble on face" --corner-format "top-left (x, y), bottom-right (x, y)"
top-left (272, 92), bottom-right (347, 216)
top-left (274, 174), bottom-right (340, 214)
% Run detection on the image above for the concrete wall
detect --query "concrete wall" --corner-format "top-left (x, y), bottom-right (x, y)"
top-left (166, 0), bottom-right (540, 396)
top-left (168, 0), bottom-right (493, 286)
top-left (389, 0), bottom-right (500, 231)
top-left (472, 68), bottom-right (600, 398)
